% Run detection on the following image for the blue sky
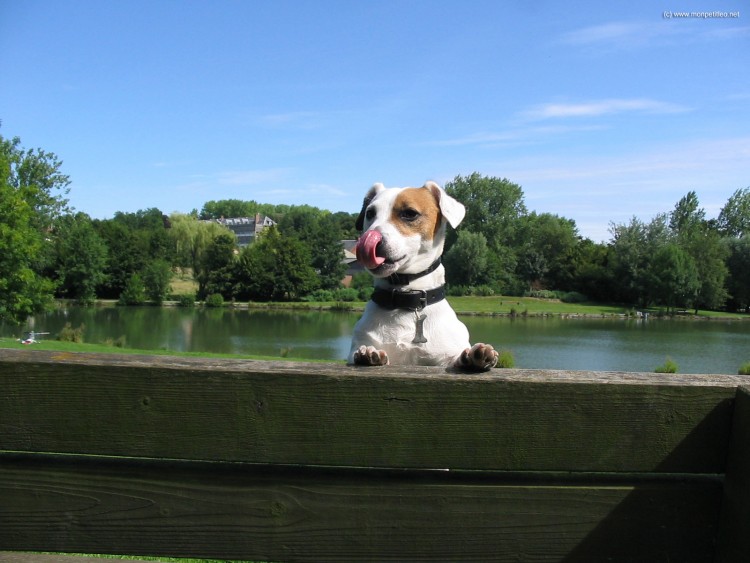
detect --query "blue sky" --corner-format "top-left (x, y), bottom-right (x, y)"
top-left (1, 0), bottom-right (748, 241)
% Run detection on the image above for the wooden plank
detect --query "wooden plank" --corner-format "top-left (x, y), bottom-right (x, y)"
top-left (0, 455), bottom-right (723, 563)
top-left (716, 385), bottom-right (750, 563)
top-left (0, 349), bottom-right (741, 473)
top-left (0, 554), bottom-right (153, 563)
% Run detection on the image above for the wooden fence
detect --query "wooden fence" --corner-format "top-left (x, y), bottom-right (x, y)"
top-left (1, 348), bottom-right (749, 562)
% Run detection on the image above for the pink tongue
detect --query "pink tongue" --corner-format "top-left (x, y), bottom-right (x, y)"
top-left (356, 230), bottom-right (386, 269)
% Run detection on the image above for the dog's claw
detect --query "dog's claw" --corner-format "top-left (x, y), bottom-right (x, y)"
top-left (353, 345), bottom-right (389, 366)
top-left (456, 343), bottom-right (498, 371)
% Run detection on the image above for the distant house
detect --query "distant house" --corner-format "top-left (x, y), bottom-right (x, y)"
top-left (341, 239), bottom-right (365, 286)
top-left (207, 214), bottom-right (276, 247)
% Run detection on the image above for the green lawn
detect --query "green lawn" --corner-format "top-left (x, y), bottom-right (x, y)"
top-left (0, 337), bottom-right (336, 362)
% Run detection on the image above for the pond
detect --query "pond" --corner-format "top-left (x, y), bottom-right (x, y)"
top-left (3, 304), bottom-right (749, 375)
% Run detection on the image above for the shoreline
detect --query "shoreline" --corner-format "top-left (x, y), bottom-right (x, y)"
top-left (51, 298), bottom-right (750, 321)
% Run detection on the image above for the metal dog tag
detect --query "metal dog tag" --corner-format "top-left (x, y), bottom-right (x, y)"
top-left (412, 312), bottom-right (428, 344)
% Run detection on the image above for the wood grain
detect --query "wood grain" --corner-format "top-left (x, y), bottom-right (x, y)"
top-left (716, 385), bottom-right (750, 562)
top-left (0, 349), bottom-right (741, 472)
top-left (0, 455), bottom-right (722, 562)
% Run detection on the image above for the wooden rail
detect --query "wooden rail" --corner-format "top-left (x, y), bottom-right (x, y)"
top-left (1, 348), bottom-right (749, 562)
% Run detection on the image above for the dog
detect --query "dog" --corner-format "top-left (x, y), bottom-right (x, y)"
top-left (348, 181), bottom-right (498, 371)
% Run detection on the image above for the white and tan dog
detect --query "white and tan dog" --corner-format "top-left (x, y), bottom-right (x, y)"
top-left (349, 181), bottom-right (498, 371)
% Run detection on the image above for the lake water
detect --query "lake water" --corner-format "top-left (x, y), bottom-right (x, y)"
top-left (3, 305), bottom-right (749, 375)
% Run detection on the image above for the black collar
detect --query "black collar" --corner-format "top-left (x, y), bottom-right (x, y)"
top-left (371, 286), bottom-right (446, 311)
top-left (386, 257), bottom-right (442, 286)
top-left (369, 258), bottom-right (446, 311)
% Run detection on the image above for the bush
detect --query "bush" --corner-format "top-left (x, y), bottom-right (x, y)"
top-left (335, 288), bottom-right (359, 302)
top-left (176, 293), bottom-right (195, 307)
top-left (304, 289), bottom-right (334, 303)
top-left (561, 291), bottom-right (588, 303)
top-left (497, 350), bottom-right (515, 368)
top-left (57, 323), bottom-right (85, 343)
top-left (118, 274), bottom-right (146, 306)
top-left (447, 285), bottom-right (495, 297)
top-left (357, 286), bottom-right (374, 301)
top-left (525, 289), bottom-right (559, 299)
top-left (204, 293), bottom-right (224, 308)
top-left (103, 335), bottom-right (127, 348)
top-left (655, 357), bottom-right (679, 374)
top-left (739, 362), bottom-right (750, 376)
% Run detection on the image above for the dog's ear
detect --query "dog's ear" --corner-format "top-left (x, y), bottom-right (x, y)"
top-left (355, 183), bottom-right (386, 231)
top-left (424, 181), bottom-right (465, 229)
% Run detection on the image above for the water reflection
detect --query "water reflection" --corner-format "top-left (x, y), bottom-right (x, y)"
top-left (2, 305), bottom-right (749, 374)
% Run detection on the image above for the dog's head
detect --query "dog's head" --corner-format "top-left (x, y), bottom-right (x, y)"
top-left (354, 181), bottom-right (465, 278)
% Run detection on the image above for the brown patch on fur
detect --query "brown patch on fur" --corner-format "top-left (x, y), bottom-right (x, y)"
top-left (391, 187), bottom-right (442, 239)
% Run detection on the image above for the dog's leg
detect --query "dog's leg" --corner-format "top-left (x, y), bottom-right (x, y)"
top-left (352, 345), bottom-right (390, 366)
top-left (455, 343), bottom-right (498, 371)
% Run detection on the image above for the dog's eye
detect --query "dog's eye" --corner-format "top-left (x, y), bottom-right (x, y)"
top-left (399, 208), bottom-right (420, 222)
top-left (366, 208), bottom-right (376, 221)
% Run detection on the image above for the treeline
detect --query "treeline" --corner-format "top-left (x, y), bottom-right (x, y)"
top-left (442, 173), bottom-right (750, 315)
top-left (2, 133), bottom-right (749, 326)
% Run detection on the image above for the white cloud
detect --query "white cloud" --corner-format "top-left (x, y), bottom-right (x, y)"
top-left (561, 22), bottom-right (660, 46)
top-left (490, 136), bottom-right (750, 241)
top-left (561, 20), bottom-right (749, 50)
top-left (523, 98), bottom-right (691, 120)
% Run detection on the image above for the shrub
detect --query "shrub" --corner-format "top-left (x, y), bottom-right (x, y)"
top-left (739, 362), bottom-right (750, 376)
top-left (204, 293), bottom-right (224, 308)
top-left (118, 273), bottom-right (146, 306)
top-left (655, 357), bottom-right (678, 374)
top-left (176, 293), bottom-right (195, 307)
top-left (57, 323), bottom-right (85, 343)
top-left (303, 289), bottom-right (334, 302)
top-left (474, 285), bottom-right (495, 296)
top-left (526, 289), bottom-right (559, 299)
top-left (335, 288), bottom-right (359, 302)
top-left (103, 335), bottom-right (127, 348)
top-left (357, 286), bottom-right (374, 301)
top-left (497, 350), bottom-right (515, 369)
top-left (561, 291), bottom-right (588, 303)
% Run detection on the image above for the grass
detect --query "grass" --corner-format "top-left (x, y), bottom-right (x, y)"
top-left (36, 555), bottom-right (252, 563)
top-left (0, 337), bottom-right (336, 363)
top-left (655, 357), bottom-right (679, 373)
top-left (447, 296), bottom-right (629, 316)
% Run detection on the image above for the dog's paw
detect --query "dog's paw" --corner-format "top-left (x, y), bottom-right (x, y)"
top-left (352, 345), bottom-right (389, 366)
top-left (456, 343), bottom-right (498, 372)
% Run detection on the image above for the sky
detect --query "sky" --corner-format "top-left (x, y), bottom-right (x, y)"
top-left (1, 0), bottom-right (748, 242)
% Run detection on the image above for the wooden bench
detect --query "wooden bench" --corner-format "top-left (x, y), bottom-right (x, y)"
top-left (1, 348), bottom-right (749, 562)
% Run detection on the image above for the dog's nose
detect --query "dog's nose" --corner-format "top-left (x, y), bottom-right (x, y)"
top-left (356, 230), bottom-right (386, 269)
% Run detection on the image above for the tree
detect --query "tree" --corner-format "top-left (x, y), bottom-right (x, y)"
top-left (0, 134), bottom-right (68, 324)
top-left (200, 199), bottom-right (259, 219)
top-left (142, 259), bottom-right (173, 304)
top-left (648, 244), bottom-right (699, 312)
top-left (54, 213), bottom-right (108, 304)
top-left (669, 192), bottom-right (727, 312)
top-left (717, 187), bottom-right (750, 238)
top-left (168, 213), bottom-right (233, 279)
top-left (445, 173), bottom-right (527, 290)
top-left (570, 239), bottom-right (613, 302)
top-left (516, 212), bottom-right (579, 290)
top-left (725, 237), bottom-right (750, 311)
top-left (669, 191), bottom-right (705, 237)
top-left (196, 233), bottom-right (237, 299)
top-left (234, 228), bottom-right (319, 301)
top-left (310, 215), bottom-right (348, 290)
top-left (277, 209), bottom-right (347, 290)
top-left (445, 173), bottom-right (527, 250)
top-left (443, 231), bottom-right (490, 287)
top-left (118, 273), bottom-right (146, 305)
